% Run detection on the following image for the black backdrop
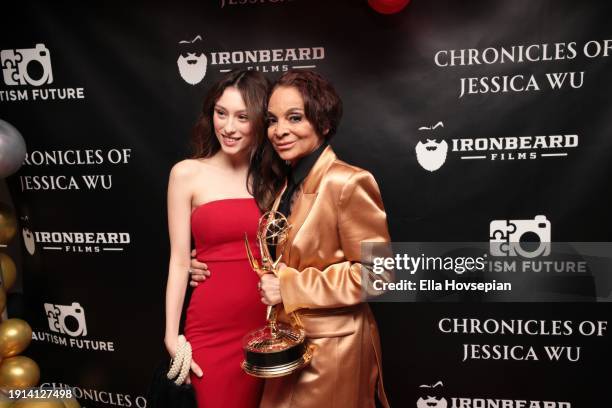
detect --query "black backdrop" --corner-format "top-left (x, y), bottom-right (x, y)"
top-left (1, 1), bottom-right (611, 407)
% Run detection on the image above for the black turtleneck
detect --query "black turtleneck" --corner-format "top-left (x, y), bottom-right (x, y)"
top-left (277, 141), bottom-right (328, 217)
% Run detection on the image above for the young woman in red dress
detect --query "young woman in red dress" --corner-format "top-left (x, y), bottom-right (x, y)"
top-left (164, 69), bottom-right (282, 408)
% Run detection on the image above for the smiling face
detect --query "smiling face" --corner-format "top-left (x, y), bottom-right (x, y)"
top-left (213, 86), bottom-right (255, 156)
top-left (267, 86), bottom-right (324, 165)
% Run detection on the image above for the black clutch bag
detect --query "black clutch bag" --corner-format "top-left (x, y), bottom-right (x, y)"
top-left (147, 359), bottom-right (197, 408)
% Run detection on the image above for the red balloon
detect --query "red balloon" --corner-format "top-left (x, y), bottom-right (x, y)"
top-left (368, 0), bottom-right (411, 14)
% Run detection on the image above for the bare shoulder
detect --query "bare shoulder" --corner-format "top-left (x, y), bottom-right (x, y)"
top-left (170, 159), bottom-right (207, 181)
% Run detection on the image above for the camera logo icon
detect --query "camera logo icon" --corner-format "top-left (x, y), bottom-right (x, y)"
top-left (490, 215), bottom-right (551, 258)
top-left (44, 302), bottom-right (88, 337)
top-left (1, 43), bottom-right (54, 86)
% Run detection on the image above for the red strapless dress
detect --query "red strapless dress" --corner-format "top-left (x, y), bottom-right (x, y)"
top-left (185, 198), bottom-right (266, 408)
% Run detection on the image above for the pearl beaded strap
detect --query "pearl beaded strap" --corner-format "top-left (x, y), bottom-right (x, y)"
top-left (176, 341), bottom-right (192, 385)
top-left (167, 335), bottom-right (185, 379)
top-left (167, 335), bottom-right (192, 385)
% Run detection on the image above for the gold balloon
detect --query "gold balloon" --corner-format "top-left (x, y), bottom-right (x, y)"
top-left (0, 254), bottom-right (16, 291)
top-left (0, 205), bottom-right (17, 245)
top-left (0, 393), bottom-right (12, 408)
top-left (62, 398), bottom-right (81, 408)
top-left (0, 356), bottom-right (40, 390)
top-left (12, 399), bottom-right (66, 408)
top-left (0, 319), bottom-right (32, 358)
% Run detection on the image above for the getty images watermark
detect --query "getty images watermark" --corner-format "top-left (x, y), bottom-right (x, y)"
top-left (361, 242), bottom-right (612, 302)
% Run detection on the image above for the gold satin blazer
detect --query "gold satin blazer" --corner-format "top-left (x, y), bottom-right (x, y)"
top-left (260, 146), bottom-right (391, 408)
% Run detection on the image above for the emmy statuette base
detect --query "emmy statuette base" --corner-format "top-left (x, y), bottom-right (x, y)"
top-left (241, 345), bottom-right (314, 378)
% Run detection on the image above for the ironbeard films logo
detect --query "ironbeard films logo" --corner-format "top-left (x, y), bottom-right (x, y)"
top-left (22, 226), bottom-right (130, 255)
top-left (22, 227), bottom-right (35, 254)
top-left (177, 36), bottom-right (208, 85)
top-left (0, 43), bottom-right (85, 102)
top-left (414, 121), bottom-right (579, 172)
top-left (415, 121), bottom-right (448, 172)
top-left (417, 381), bottom-right (448, 408)
top-left (177, 34), bottom-right (325, 85)
top-left (415, 380), bottom-right (571, 407)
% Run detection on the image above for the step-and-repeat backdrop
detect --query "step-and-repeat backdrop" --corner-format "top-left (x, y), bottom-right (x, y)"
top-left (1, 0), bottom-right (611, 407)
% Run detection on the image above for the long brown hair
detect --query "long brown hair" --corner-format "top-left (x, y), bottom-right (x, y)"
top-left (249, 137), bottom-right (288, 211)
top-left (191, 69), bottom-right (286, 210)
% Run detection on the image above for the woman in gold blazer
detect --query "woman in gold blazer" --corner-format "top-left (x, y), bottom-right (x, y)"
top-left (258, 70), bottom-right (391, 408)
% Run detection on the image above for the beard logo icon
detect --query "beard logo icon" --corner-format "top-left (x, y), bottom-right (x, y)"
top-left (177, 35), bottom-right (208, 85)
top-left (416, 381), bottom-right (448, 408)
top-left (416, 139), bottom-right (448, 172)
top-left (22, 227), bottom-right (36, 255)
top-left (415, 122), bottom-right (448, 172)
